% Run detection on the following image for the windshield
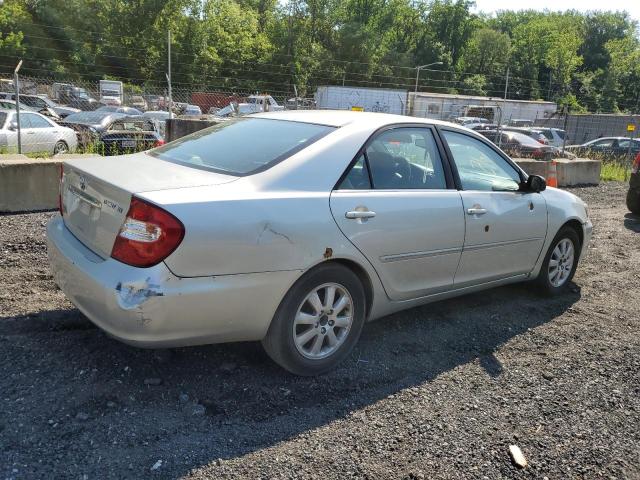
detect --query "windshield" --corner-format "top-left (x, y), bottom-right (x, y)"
top-left (102, 90), bottom-right (120, 96)
top-left (149, 118), bottom-right (335, 176)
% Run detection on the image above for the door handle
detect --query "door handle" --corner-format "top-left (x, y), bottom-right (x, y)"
top-left (467, 207), bottom-right (487, 215)
top-left (345, 210), bottom-right (376, 219)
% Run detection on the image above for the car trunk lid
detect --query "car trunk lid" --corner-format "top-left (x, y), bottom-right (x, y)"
top-left (61, 153), bottom-right (236, 259)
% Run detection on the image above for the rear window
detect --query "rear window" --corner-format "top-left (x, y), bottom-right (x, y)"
top-left (149, 118), bottom-right (335, 176)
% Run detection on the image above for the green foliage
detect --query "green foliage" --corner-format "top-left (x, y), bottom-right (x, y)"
top-left (0, 0), bottom-right (638, 112)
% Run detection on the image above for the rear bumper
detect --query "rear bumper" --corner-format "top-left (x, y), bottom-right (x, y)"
top-left (47, 215), bottom-right (298, 348)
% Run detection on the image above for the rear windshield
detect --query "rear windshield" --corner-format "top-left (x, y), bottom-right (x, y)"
top-left (149, 118), bottom-right (335, 176)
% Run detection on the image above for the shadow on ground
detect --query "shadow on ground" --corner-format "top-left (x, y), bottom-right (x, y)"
top-left (623, 212), bottom-right (640, 232)
top-left (0, 282), bottom-right (579, 478)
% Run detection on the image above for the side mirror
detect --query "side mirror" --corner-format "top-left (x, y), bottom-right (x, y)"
top-left (526, 174), bottom-right (546, 193)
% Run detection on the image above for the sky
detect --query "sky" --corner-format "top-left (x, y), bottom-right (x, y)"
top-left (472, 0), bottom-right (640, 22)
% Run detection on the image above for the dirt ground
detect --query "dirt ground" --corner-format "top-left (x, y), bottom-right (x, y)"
top-left (1, 181), bottom-right (639, 480)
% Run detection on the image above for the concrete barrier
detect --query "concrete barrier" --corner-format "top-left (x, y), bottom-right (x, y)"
top-left (0, 154), bottom-right (99, 213)
top-left (514, 158), bottom-right (601, 187)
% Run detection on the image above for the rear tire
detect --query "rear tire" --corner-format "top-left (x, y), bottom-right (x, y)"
top-left (262, 263), bottom-right (366, 376)
top-left (627, 188), bottom-right (640, 215)
top-left (535, 226), bottom-right (580, 296)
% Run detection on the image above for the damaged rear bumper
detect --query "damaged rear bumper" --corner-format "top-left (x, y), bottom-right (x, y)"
top-left (47, 215), bottom-right (298, 348)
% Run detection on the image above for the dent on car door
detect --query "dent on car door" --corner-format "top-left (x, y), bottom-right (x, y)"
top-left (441, 130), bottom-right (548, 287)
top-left (330, 126), bottom-right (465, 301)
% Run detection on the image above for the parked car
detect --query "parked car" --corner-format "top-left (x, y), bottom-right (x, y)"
top-left (142, 111), bottom-right (171, 138)
top-left (508, 119), bottom-right (535, 127)
top-left (98, 116), bottom-right (164, 155)
top-left (59, 111), bottom-right (126, 148)
top-left (534, 127), bottom-right (567, 148)
top-left (565, 137), bottom-right (640, 158)
top-left (0, 108), bottom-right (77, 154)
top-left (96, 105), bottom-right (143, 116)
top-left (7, 93), bottom-right (80, 119)
top-left (454, 116), bottom-right (489, 127)
top-left (502, 126), bottom-right (549, 145)
top-left (0, 98), bottom-right (39, 113)
top-left (215, 95), bottom-right (284, 117)
top-left (48, 111), bottom-right (592, 375)
top-left (181, 104), bottom-right (202, 115)
top-left (129, 95), bottom-right (148, 111)
top-left (627, 152), bottom-right (640, 214)
top-left (469, 123), bottom-right (499, 132)
top-left (479, 130), bottom-right (556, 160)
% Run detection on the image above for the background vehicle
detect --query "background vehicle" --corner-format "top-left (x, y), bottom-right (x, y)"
top-left (59, 111), bottom-right (126, 148)
top-left (7, 94), bottom-right (80, 119)
top-left (99, 80), bottom-right (123, 106)
top-left (96, 105), bottom-right (143, 116)
top-left (48, 111), bottom-right (591, 375)
top-left (627, 153), bottom-right (640, 214)
top-left (0, 98), bottom-right (39, 113)
top-left (502, 126), bottom-right (549, 145)
top-left (0, 108), bottom-right (77, 154)
top-left (454, 116), bottom-right (489, 127)
top-left (565, 137), bottom-right (640, 158)
top-left (469, 123), bottom-right (499, 131)
top-left (182, 104), bottom-right (202, 115)
top-left (479, 130), bottom-right (555, 159)
top-left (98, 116), bottom-right (164, 155)
top-left (142, 111), bottom-right (170, 138)
top-left (128, 95), bottom-right (148, 111)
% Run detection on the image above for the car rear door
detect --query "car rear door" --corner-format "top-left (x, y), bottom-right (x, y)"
top-left (439, 129), bottom-right (548, 287)
top-left (330, 125), bottom-right (465, 301)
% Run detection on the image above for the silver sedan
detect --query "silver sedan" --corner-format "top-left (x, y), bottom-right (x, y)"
top-left (47, 111), bottom-right (592, 375)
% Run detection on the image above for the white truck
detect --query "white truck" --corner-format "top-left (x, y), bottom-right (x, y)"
top-left (99, 80), bottom-right (123, 106)
top-left (314, 86), bottom-right (408, 115)
top-left (215, 95), bottom-right (284, 117)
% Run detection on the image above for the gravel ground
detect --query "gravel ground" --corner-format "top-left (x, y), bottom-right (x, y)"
top-left (1, 181), bottom-right (639, 480)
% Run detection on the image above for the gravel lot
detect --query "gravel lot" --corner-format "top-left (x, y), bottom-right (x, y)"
top-left (1, 181), bottom-right (639, 480)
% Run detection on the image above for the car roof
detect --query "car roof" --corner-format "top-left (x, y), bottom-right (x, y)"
top-left (254, 110), bottom-right (455, 129)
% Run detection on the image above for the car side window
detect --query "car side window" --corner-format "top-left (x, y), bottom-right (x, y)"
top-left (591, 139), bottom-right (614, 148)
top-left (338, 154), bottom-right (372, 190)
top-left (19, 114), bottom-right (33, 129)
top-left (24, 114), bottom-right (51, 128)
top-left (365, 128), bottom-right (447, 189)
top-left (442, 130), bottom-right (522, 192)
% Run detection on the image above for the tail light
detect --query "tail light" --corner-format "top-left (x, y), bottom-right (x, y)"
top-left (153, 139), bottom-right (165, 147)
top-left (111, 197), bottom-right (184, 267)
top-left (632, 152), bottom-right (640, 174)
top-left (58, 164), bottom-right (65, 216)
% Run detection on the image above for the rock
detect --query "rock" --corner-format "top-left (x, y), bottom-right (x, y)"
top-left (144, 377), bottom-right (163, 386)
top-left (509, 445), bottom-right (528, 468)
top-left (542, 372), bottom-right (555, 381)
top-left (75, 412), bottom-right (89, 421)
top-left (179, 393), bottom-right (190, 404)
top-left (192, 403), bottom-right (206, 416)
top-left (150, 460), bottom-right (163, 471)
top-left (219, 362), bottom-right (237, 374)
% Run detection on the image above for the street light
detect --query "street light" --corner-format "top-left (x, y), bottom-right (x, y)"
top-left (414, 61), bottom-right (443, 94)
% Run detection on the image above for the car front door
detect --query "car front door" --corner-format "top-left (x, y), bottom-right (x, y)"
top-left (330, 126), bottom-right (465, 301)
top-left (22, 113), bottom-right (57, 153)
top-left (440, 129), bottom-right (548, 287)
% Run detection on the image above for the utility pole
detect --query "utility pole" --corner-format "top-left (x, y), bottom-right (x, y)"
top-left (13, 60), bottom-right (23, 154)
top-left (498, 67), bottom-right (510, 149)
top-left (413, 61), bottom-right (443, 116)
top-left (167, 30), bottom-right (173, 118)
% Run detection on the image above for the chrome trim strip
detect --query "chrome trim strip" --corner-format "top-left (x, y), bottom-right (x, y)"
top-left (463, 237), bottom-right (544, 252)
top-left (68, 184), bottom-right (102, 209)
top-left (380, 246), bottom-right (462, 263)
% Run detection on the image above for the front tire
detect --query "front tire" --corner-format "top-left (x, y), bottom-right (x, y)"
top-left (536, 226), bottom-right (580, 296)
top-left (627, 188), bottom-right (640, 215)
top-left (262, 263), bottom-right (366, 376)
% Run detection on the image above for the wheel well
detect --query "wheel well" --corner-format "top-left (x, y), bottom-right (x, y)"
top-left (563, 219), bottom-right (584, 247)
top-left (325, 259), bottom-right (374, 319)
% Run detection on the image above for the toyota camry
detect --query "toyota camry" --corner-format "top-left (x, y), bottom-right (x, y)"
top-left (47, 111), bottom-right (592, 375)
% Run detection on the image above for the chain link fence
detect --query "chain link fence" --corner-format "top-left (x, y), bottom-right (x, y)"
top-left (0, 73), bottom-right (638, 173)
